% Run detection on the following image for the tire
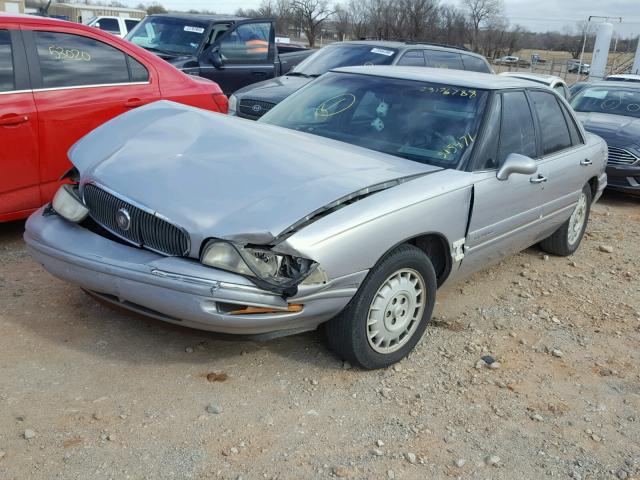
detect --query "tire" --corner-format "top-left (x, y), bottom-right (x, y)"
top-left (324, 244), bottom-right (437, 369)
top-left (540, 184), bottom-right (592, 256)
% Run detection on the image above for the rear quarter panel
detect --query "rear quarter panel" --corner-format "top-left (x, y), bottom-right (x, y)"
top-left (277, 169), bottom-right (475, 282)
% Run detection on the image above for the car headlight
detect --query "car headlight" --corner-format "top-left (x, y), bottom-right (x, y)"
top-left (201, 240), bottom-right (319, 291)
top-left (228, 94), bottom-right (238, 115)
top-left (52, 184), bottom-right (89, 223)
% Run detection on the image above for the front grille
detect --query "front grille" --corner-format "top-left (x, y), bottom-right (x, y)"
top-left (607, 146), bottom-right (639, 166)
top-left (83, 184), bottom-right (189, 256)
top-left (238, 99), bottom-right (275, 119)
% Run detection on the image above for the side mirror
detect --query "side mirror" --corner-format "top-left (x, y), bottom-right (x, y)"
top-left (496, 153), bottom-right (537, 181)
top-left (208, 48), bottom-right (224, 69)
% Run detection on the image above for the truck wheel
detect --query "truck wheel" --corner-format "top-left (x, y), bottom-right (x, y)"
top-left (325, 244), bottom-right (437, 369)
top-left (540, 184), bottom-right (592, 256)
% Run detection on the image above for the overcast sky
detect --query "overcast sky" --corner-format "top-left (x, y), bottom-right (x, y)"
top-left (139, 0), bottom-right (640, 37)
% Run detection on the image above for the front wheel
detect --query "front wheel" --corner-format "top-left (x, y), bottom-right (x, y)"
top-left (324, 244), bottom-right (437, 369)
top-left (540, 184), bottom-right (592, 256)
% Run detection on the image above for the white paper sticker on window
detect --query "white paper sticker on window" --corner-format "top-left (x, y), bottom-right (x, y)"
top-left (582, 90), bottom-right (607, 99)
top-left (370, 48), bottom-right (395, 56)
top-left (184, 26), bottom-right (205, 33)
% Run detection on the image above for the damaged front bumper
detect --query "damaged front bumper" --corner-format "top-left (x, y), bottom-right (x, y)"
top-left (24, 208), bottom-right (367, 336)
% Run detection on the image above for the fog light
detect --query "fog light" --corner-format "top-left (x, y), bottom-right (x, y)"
top-left (52, 184), bottom-right (89, 223)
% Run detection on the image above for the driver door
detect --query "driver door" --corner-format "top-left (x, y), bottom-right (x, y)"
top-left (460, 91), bottom-right (544, 275)
top-left (198, 20), bottom-right (275, 95)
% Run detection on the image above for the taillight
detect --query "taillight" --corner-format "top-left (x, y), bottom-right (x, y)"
top-left (212, 93), bottom-right (229, 114)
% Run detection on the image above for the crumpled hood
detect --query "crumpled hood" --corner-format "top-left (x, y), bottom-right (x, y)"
top-left (70, 101), bottom-right (437, 249)
top-left (575, 111), bottom-right (640, 149)
top-left (233, 75), bottom-right (312, 103)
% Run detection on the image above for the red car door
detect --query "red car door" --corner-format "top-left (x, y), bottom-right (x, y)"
top-left (22, 24), bottom-right (161, 202)
top-left (0, 27), bottom-right (40, 222)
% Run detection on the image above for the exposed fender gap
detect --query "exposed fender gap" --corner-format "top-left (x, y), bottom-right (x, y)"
top-left (464, 184), bottom-right (475, 238)
top-left (274, 171), bottom-right (438, 243)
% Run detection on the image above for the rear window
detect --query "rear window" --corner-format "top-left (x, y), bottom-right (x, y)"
top-left (96, 18), bottom-right (120, 33)
top-left (462, 54), bottom-right (491, 73)
top-left (425, 50), bottom-right (463, 70)
top-left (0, 30), bottom-right (14, 92)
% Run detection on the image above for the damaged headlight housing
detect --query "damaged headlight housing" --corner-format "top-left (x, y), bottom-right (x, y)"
top-left (201, 240), bottom-right (324, 292)
top-left (52, 184), bottom-right (89, 223)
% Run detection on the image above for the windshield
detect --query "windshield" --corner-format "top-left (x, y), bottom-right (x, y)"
top-left (571, 86), bottom-right (640, 119)
top-left (126, 16), bottom-right (207, 56)
top-left (260, 72), bottom-right (489, 168)
top-left (291, 44), bottom-right (398, 77)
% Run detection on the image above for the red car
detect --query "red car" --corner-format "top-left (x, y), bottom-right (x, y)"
top-left (0, 14), bottom-right (228, 222)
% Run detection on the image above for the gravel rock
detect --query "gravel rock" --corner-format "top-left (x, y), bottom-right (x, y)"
top-left (599, 245), bottom-right (614, 253)
top-left (405, 452), bottom-right (417, 464)
top-left (371, 448), bottom-right (383, 456)
top-left (387, 470), bottom-right (395, 479)
top-left (333, 466), bottom-right (349, 477)
top-left (486, 455), bottom-right (501, 466)
top-left (616, 469), bottom-right (628, 479)
top-left (551, 349), bottom-right (564, 358)
top-left (185, 346), bottom-right (194, 353)
top-left (454, 458), bottom-right (466, 467)
top-left (205, 404), bottom-right (222, 414)
top-left (23, 429), bottom-right (35, 440)
top-left (376, 439), bottom-right (384, 447)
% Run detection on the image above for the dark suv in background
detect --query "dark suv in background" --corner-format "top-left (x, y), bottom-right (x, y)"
top-left (229, 40), bottom-right (493, 119)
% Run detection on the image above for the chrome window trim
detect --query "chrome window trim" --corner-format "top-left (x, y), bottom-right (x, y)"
top-left (81, 180), bottom-right (192, 257)
top-left (33, 81), bottom-right (150, 92)
top-left (0, 89), bottom-right (32, 95)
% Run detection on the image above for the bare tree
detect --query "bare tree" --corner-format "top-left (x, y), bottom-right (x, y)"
top-left (333, 4), bottom-right (351, 41)
top-left (462, 0), bottom-right (504, 51)
top-left (347, 0), bottom-right (369, 39)
top-left (291, 0), bottom-right (334, 47)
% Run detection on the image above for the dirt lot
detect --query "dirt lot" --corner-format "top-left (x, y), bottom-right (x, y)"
top-left (0, 192), bottom-right (639, 480)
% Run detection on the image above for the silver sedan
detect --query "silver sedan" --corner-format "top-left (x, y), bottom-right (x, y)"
top-left (25, 67), bottom-right (607, 369)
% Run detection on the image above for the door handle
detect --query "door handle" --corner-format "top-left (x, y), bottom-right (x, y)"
top-left (530, 174), bottom-right (548, 184)
top-left (0, 114), bottom-right (29, 126)
top-left (124, 98), bottom-right (145, 108)
top-left (251, 71), bottom-right (267, 77)
top-left (580, 159), bottom-right (592, 166)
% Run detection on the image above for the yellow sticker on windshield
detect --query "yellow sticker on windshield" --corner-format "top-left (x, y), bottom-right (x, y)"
top-left (316, 93), bottom-right (356, 117)
top-left (439, 133), bottom-right (475, 160)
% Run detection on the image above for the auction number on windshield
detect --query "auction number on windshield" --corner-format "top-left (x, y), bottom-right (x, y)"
top-left (316, 93), bottom-right (356, 117)
top-left (48, 45), bottom-right (91, 62)
top-left (439, 133), bottom-right (475, 159)
top-left (420, 86), bottom-right (477, 98)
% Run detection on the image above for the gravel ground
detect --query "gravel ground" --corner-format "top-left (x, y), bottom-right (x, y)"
top-left (0, 191), bottom-right (639, 480)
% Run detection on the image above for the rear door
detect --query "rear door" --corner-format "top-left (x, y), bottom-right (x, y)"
top-left (0, 27), bottom-right (40, 220)
top-left (200, 20), bottom-right (275, 95)
top-left (462, 91), bottom-right (544, 274)
top-left (23, 26), bottom-right (160, 203)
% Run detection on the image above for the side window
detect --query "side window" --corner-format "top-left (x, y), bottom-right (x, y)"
top-left (559, 101), bottom-right (583, 145)
top-left (424, 50), bottom-right (463, 70)
top-left (498, 91), bottom-right (537, 164)
top-left (0, 30), bottom-right (14, 92)
top-left (205, 23), bottom-right (231, 49)
top-left (529, 90), bottom-right (572, 155)
top-left (95, 18), bottom-right (120, 34)
top-left (124, 19), bottom-right (140, 32)
top-left (127, 55), bottom-right (149, 82)
top-left (462, 54), bottom-right (491, 73)
top-left (219, 22), bottom-right (271, 63)
top-left (34, 31), bottom-right (130, 88)
top-left (473, 94), bottom-right (501, 170)
top-left (397, 50), bottom-right (425, 67)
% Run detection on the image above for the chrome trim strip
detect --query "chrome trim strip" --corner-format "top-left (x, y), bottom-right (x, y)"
top-left (150, 269), bottom-right (274, 295)
top-left (82, 180), bottom-right (192, 257)
top-left (33, 82), bottom-right (150, 93)
top-left (0, 89), bottom-right (32, 95)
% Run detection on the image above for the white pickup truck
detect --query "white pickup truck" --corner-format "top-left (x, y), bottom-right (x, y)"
top-left (85, 16), bottom-right (141, 38)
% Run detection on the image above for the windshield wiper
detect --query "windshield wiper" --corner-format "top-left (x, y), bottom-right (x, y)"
top-left (286, 71), bottom-right (311, 78)
top-left (144, 46), bottom-right (184, 56)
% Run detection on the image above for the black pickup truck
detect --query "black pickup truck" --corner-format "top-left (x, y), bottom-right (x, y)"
top-left (125, 14), bottom-right (313, 95)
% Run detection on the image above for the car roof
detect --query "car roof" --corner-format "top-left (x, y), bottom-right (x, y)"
top-left (334, 40), bottom-right (486, 59)
top-left (332, 66), bottom-right (534, 89)
top-left (584, 81), bottom-right (640, 89)
top-left (148, 13), bottom-right (248, 22)
top-left (0, 13), bottom-right (125, 31)
top-left (499, 72), bottom-right (564, 85)
top-left (606, 74), bottom-right (640, 81)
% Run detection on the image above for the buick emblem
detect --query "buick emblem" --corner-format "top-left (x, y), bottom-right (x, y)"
top-left (115, 208), bottom-right (132, 231)
top-left (251, 104), bottom-right (262, 113)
